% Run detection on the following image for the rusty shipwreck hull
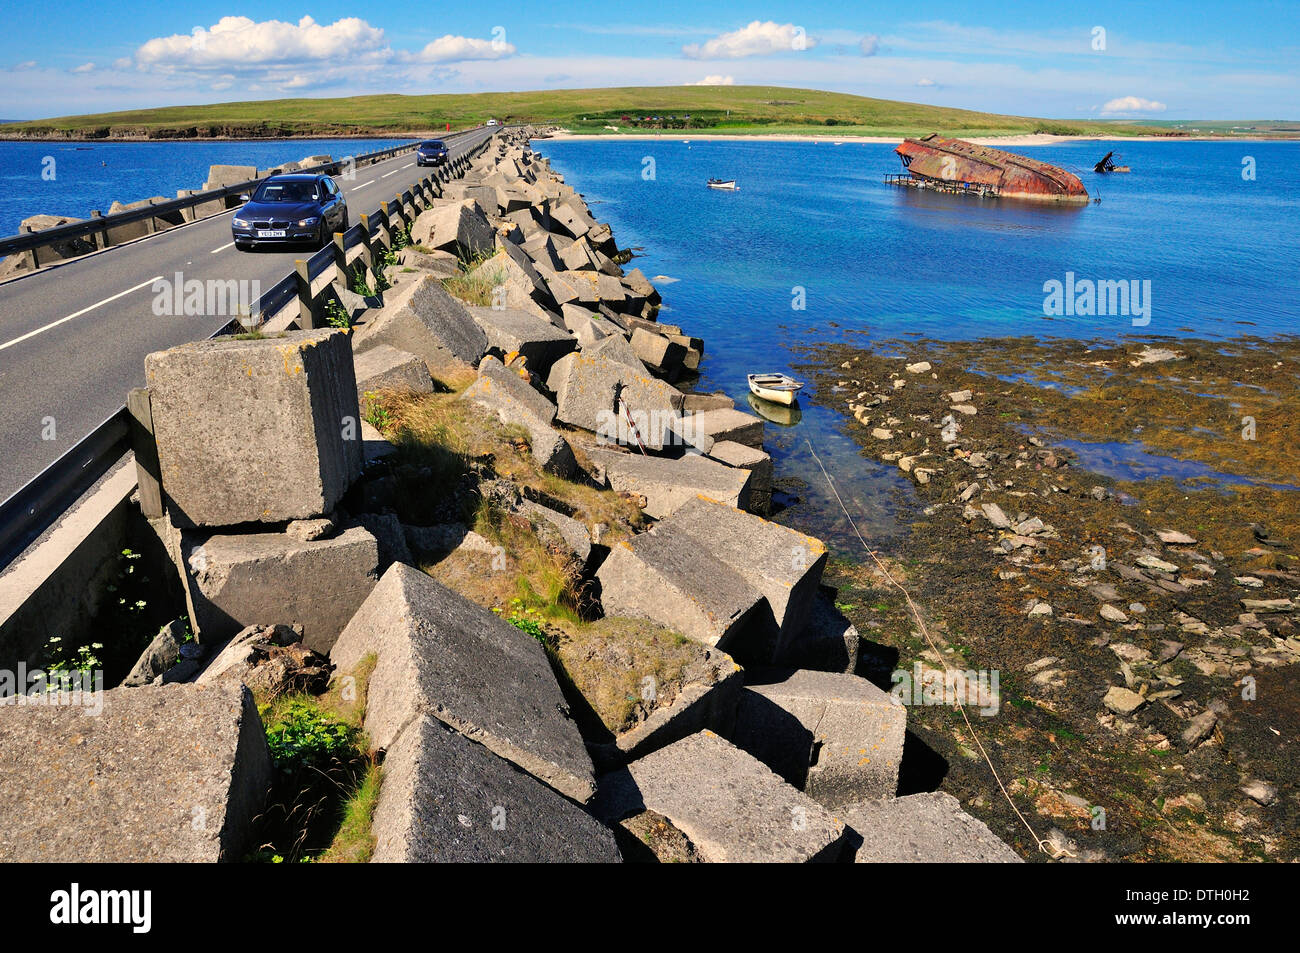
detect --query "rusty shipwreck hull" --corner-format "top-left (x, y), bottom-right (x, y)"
top-left (894, 134), bottom-right (1089, 205)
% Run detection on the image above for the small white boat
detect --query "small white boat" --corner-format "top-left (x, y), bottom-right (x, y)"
top-left (707, 178), bottom-right (738, 190)
top-left (748, 372), bottom-right (804, 406)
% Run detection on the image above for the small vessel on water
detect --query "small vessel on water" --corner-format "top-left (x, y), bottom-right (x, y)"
top-left (707, 178), bottom-right (738, 190)
top-left (747, 372), bottom-right (804, 406)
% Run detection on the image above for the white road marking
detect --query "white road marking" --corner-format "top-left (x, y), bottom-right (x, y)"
top-left (210, 241), bottom-right (235, 254)
top-left (351, 179), bottom-right (376, 191)
top-left (0, 275), bottom-right (164, 353)
top-left (380, 168), bottom-right (400, 179)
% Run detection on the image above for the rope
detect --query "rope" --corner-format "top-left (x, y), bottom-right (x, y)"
top-left (805, 438), bottom-right (1060, 858)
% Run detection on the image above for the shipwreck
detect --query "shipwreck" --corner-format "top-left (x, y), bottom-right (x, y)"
top-left (886, 134), bottom-right (1089, 205)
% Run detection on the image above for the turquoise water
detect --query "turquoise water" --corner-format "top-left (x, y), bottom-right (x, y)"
top-left (532, 138), bottom-right (1300, 543)
top-left (0, 138), bottom-right (414, 236)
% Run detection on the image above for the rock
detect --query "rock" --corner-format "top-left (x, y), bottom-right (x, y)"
top-left (1136, 554), bottom-right (1180, 574)
top-left (546, 351), bottom-right (684, 450)
top-left (1241, 780), bottom-right (1277, 806)
top-left (461, 356), bottom-right (577, 476)
top-left (870, 428), bottom-right (893, 440)
top-left (121, 619), bottom-right (186, 687)
top-left (0, 683), bottom-right (270, 862)
top-left (1241, 598), bottom-right (1295, 613)
top-left (409, 199), bottom-right (495, 257)
top-left (145, 329), bottom-right (362, 527)
top-left (285, 517), bottom-right (335, 542)
top-left (1130, 346), bottom-right (1182, 366)
top-left (905, 361), bottom-right (932, 374)
top-left (729, 670), bottom-right (905, 807)
top-left (594, 731), bottom-right (848, 862)
top-left (353, 275), bottom-right (488, 378)
top-left (596, 524), bottom-right (765, 651)
top-left (519, 499), bottom-right (591, 568)
top-left (948, 389), bottom-right (973, 403)
top-left (629, 327), bottom-right (687, 379)
top-left (1103, 685), bottom-right (1147, 716)
top-left (655, 496), bottom-right (828, 660)
top-left (586, 449), bottom-right (751, 519)
top-left (180, 523), bottom-right (379, 653)
top-left (331, 564), bottom-right (595, 801)
top-left (1156, 529), bottom-right (1197, 545)
top-left (371, 715), bottom-right (620, 862)
top-left (1181, 709), bottom-right (1217, 748)
top-left (196, 623), bottom-right (329, 698)
top-left (980, 502), bottom-right (1012, 529)
top-left (1099, 604), bottom-right (1129, 623)
top-left (467, 305), bottom-right (575, 377)
top-left (707, 441), bottom-right (773, 515)
top-left (353, 344), bottom-right (433, 409)
top-left (841, 792), bottom-right (1021, 862)
top-left (1028, 601), bottom-right (1054, 617)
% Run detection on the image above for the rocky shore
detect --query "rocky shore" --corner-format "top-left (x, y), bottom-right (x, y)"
top-left (797, 335), bottom-right (1299, 861)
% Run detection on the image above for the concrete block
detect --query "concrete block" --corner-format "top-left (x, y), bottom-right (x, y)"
top-left (410, 199), bottom-right (495, 258)
top-left (594, 731), bottom-right (848, 862)
top-left (730, 670), bottom-right (905, 807)
top-left (372, 716), bottom-right (620, 862)
top-left (707, 441), bottom-right (773, 514)
top-left (331, 564), bottom-right (595, 801)
top-left (145, 329), bottom-right (362, 527)
top-left (545, 352), bottom-right (683, 450)
top-left (353, 344), bottom-right (432, 408)
top-left (462, 357), bottom-right (576, 476)
top-left (181, 524), bottom-right (380, 653)
top-left (0, 682), bottom-right (270, 862)
top-left (657, 496), bottom-right (826, 655)
top-left (353, 274), bottom-right (488, 378)
top-left (467, 304), bottom-right (575, 377)
top-left (683, 407), bottom-right (765, 449)
top-left (596, 523), bottom-right (765, 650)
top-left (841, 792), bottom-right (1023, 863)
top-left (586, 449), bottom-right (751, 519)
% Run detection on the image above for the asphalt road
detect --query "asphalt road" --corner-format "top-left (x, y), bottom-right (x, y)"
top-left (0, 126), bottom-right (495, 504)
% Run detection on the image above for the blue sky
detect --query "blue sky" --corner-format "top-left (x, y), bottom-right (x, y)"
top-left (1, 1), bottom-right (1295, 120)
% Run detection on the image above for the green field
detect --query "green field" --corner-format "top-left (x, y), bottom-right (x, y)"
top-left (0, 85), bottom-right (1193, 140)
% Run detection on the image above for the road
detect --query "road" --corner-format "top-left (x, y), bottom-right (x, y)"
top-left (0, 126), bottom-right (495, 503)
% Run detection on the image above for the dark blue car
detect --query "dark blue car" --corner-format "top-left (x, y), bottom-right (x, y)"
top-left (415, 140), bottom-right (448, 167)
top-left (231, 173), bottom-right (348, 249)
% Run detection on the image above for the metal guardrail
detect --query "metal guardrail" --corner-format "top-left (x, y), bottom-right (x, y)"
top-left (0, 127), bottom-right (484, 260)
top-left (0, 126), bottom-right (499, 570)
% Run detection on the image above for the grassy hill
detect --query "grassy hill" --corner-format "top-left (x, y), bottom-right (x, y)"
top-left (1, 85), bottom-right (1178, 140)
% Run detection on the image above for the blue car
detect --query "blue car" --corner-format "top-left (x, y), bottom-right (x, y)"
top-left (231, 173), bottom-right (348, 250)
top-left (415, 140), bottom-right (449, 166)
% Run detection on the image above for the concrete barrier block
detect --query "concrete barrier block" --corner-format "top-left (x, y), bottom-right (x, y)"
top-left (409, 199), bottom-right (494, 258)
top-left (630, 328), bottom-right (687, 380)
top-left (331, 564), bottom-right (595, 802)
top-left (372, 715), bottom-right (620, 862)
top-left (462, 357), bottom-right (576, 476)
top-left (181, 524), bottom-right (380, 653)
top-left (594, 731), bottom-right (848, 862)
top-left (0, 682), bottom-right (270, 862)
top-left (707, 441), bottom-right (773, 514)
top-left (145, 329), bottom-right (362, 527)
top-left (545, 352), bottom-right (683, 449)
top-left (842, 792), bottom-right (1023, 862)
top-left (467, 304), bottom-right (575, 376)
top-left (683, 407), bottom-right (765, 449)
top-left (586, 450), bottom-right (751, 519)
top-left (353, 274), bottom-right (488, 378)
top-left (353, 344), bottom-right (433, 408)
top-left (730, 670), bottom-right (905, 808)
top-left (596, 524), bottom-right (765, 650)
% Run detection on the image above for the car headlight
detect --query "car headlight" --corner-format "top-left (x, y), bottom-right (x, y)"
top-left (297, 216), bottom-right (321, 227)
top-left (232, 217), bottom-right (251, 228)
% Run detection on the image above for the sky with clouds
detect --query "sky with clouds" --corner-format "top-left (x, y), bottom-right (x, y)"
top-left (1, 1), bottom-right (1295, 120)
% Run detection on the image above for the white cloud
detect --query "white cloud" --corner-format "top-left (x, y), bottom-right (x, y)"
top-left (687, 74), bottom-right (735, 86)
top-left (71, 62), bottom-right (95, 73)
top-left (13, 60), bottom-right (37, 71)
top-left (414, 34), bottom-right (516, 63)
top-left (860, 35), bottom-right (880, 56)
top-left (1100, 95), bottom-right (1167, 115)
top-left (134, 16), bottom-right (387, 69)
top-left (916, 77), bottom-right (936, 86)
top-left (683, 21), bottom-right (815, 59)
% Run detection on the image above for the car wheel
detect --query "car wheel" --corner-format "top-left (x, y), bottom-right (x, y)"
top-left (317, 223), bottom-right (329, 248)
top-left (340, 210), bottom-right (349, 232)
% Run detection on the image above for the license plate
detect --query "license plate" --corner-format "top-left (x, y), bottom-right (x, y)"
top-left (257, 229), bottom-right (286, 238)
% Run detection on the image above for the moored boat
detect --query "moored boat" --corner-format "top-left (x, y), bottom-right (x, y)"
top-left (747, 372), bottom-right (804, 406)
top-left (707, 178), bottom-right (738, 190)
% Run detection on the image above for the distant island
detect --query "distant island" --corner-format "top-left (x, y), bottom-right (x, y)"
top-left (5, 85), bottom-right (1293, 142)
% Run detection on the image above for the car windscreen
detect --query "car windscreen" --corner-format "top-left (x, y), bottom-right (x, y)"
top-left (421, 141), bottom-right (446, 149)
top-left (252, 181), bottom-right (318, 203)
